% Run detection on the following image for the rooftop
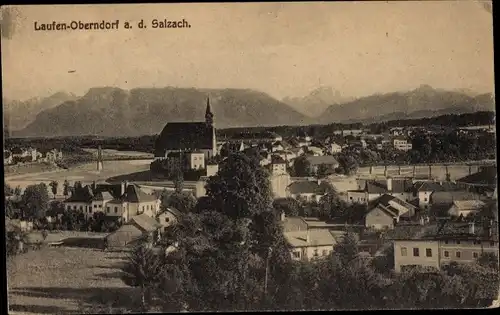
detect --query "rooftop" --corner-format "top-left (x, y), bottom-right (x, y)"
top-left (284, 229), bottom-right (338, 248)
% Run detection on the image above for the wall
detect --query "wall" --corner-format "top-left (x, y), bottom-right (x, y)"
top-left (365, 208), bottom-right (394, 230)
top-left (440, 240), bottom-right (499, 265)
top-left (290, 245), bottom-right (334, 261)
top-left (271, 173), bottom-right (291, 199)
top-left (394, 240), bottom-right (440, 272)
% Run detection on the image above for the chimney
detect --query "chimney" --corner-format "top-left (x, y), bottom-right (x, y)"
top-left (468, 222), bottom-right (475, 235)
top-left (121, 181), bottom-right (126, 196)
top-left (387, 177), bottom-right (393, 192)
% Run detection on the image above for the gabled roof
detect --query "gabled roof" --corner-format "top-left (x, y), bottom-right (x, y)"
top-left (64, 185), bottom-right (94, 203)
top-left (284, 229), bottom-right (337, 248)
top-left (271, 155), bottom-right (287, 164)
top-left (159, 207), bottom-right (182, 219)
top-left (429, 190), bottom-right (482, 205)
top-left (121, 184), bottom-right (158, 203)
top-left (452, 200), bottom-right (486, 211)
top-left (305, 155), bottom-right (338, 166)
top-left (414, 181), bottom-right (461, 192)
top-left (457, 167), bottom-right (497, 186)
top-left (92, 191), bottom-right (114, 201)
top-left (287, 181), bottom-right (329, 195)
top-left (130, 213), bottom-right (162, 233)
top-left (154, 122), bottom-right (214, 156)
top-left (365, 179), bottom-right (413, 194)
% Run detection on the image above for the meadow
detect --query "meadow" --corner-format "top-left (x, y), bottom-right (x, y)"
top-left (7, 247), bottom-right (136, 314)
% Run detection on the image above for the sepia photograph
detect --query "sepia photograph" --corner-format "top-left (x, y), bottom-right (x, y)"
top-left (1, 1), bottom-right (498, 313)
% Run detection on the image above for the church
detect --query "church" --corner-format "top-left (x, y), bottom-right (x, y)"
top-left (154, 97), bottom-right (218, 162)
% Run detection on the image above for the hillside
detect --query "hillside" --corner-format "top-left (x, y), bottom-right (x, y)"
top-left (318, 85), bottom-right (495, 124)
top-left (3, 92), bottom-right (77, 131)
top-left (14, 87), bottom-right (310, 137)
top-left (283, 86), bottom-right (354, 117)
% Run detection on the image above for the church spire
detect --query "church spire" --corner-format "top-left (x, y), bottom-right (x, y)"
top-left (205, 96), bottom-right (214, 126)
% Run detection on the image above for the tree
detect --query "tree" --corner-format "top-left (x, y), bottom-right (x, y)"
top-left (205, 152), bottom-right (273, 220)
top-left (273, 198), bottom-right (300, 217)
top-left (293, 156), bottom-right (312, 177)
top-left (63, 180), bottom-right (70, 197)
top-left (318, 189), bottom-right (346, 220)
top-left (336, 153), bottom-right (358, 176)
top-left (14, 186), bottom-right (22, 197)
top-left (162, 191), bottom-right (197, 214)
top-left (121, 243), bottom-right (165, 311)
top-left (316, 163), bottom-right (335, 178)
top-left (477, 252), bottom-right (499, 270)
top-left (21, 183), bottom-right (49, 220)
top-left (173, 167), bottom-right (184, 193)
top-left (333, 231), bottom-right (359, 265)
top-left (49, 181), bottom-right (58, 199)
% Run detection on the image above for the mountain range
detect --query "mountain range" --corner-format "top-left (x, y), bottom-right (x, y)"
top-left (317, 85), bottom-right (494, 124)
top-left (4, 92), bottom-right (77, 131)
top-left (11, 87), bottom-right (309, 137)
top-left (5, 85), bottom-right (494, 138)
top-left (282, 86), bottom-right (354, 117)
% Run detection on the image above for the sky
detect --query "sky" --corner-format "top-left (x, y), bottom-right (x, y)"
top-left (1, 2), bottom-right (494, 102)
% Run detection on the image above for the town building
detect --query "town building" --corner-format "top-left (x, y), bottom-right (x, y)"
top-left (346, 177), bottom-right (414, 205)
top-left (63, 182), bottom-right (160, 222)
top-left (286, 180), bottom-right (331, 202)
top-left (393, 220), bottom-right (499, 272)
top-left (305, 155), bottom-right (339, 174)
top-left (157, 207), bottom-right (182, 233)
top-left (154, 97), bottom-right (218, 161)
top-left (364, 194), bottom-right (418, 230)
top-left (392, 137), bottom-right (413, 151)
top-left (269, 155), bottom-right (288, 176)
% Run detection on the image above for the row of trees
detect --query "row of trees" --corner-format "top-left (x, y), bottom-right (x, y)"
top-left (114, 152), bottom-right (499, 312)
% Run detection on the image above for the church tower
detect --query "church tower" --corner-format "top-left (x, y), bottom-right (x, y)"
top-left (205, 97), bottom-right (214, 126)
top-left (205, 97), bottom-right (217, 157)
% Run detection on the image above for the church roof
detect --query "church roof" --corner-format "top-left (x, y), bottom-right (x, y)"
top-left (154, 122), bottom-right (215, 156)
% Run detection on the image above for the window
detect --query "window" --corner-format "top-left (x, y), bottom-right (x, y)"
top-left (114, 207), bottom-right (118, 213)
top-left (106, 207), bottom-right (110, 213)
top-left (456, 240), bottom-right (461, 245)
top-left (456, 251), bottom-right (461, 258)
top-left (444, 251), bottom-right (449, 257)
top-left (313, 249), bottom-right (319, 257)
top-left (142, 206), bottom-right (145, 212)
top-left (165, 217), bottom-right (170, 223)
top-left (89, 208), bottom-right (93, 213)
top-left (401, 247), bottom-right (408, 256)
top-left (473, 252), bottom-right (479, 259)
top-left (73, 206), bottom-right (76, 210)
top-left (293, 251), bottom-right (301, 259)
top-left (490, 241), bottom-right (495, 246)
top-left (426, 248), bottom-right (432, 257)
top-left (444, 240), bottom-right (449, 244)
top-left (413, 248), bottom-right (420, 257)
top-left (473, 240), bottom-right (481, 245)
top-left (94, 205), bottom-right (97, 208)
top-left (424, 198), bottom-right (428, 202)
top-left (98, 205), bottom-right (102, 208)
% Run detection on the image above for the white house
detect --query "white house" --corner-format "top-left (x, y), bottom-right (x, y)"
top-left (393, 137), bottom-right (413, 152)
top-left (64, 182), bottom-right (161, 222)
top-left (364, 194), bottom-right (418, 230)
top-left (328, 143), bottom-right (343, 154)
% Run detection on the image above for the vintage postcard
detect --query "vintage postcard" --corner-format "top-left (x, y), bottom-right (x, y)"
top-left (2, 2), bottom-right (498, 313)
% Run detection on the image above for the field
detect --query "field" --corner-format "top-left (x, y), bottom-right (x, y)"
top-left (7, 247), bottom-right (136, 314)
top-left (5, 159), bottom-right (153, 194)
